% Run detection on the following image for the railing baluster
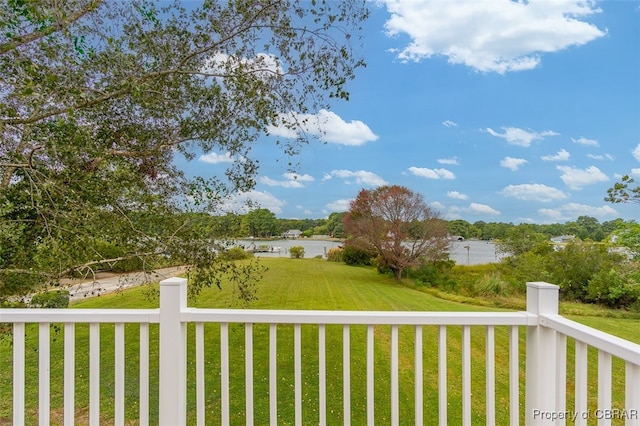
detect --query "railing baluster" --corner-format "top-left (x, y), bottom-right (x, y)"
top-left (319, 324), bottom-right (327, 426)
top-left (486, 325), bottom-right (495, 426)
top-left (597, 350), bottom-right (612, 426)
top-left (294, 323), bottom-right (302, 426)
top-left (462, 325), bottom-right (471, 426)
top-left (269, 323), bottom-right (277, 426)
top-left (366, 324), bottom-right (375, 426)
top-left (556, 333), bottom-right (567, 426)
top-left (509, 325), bottom-right (519, 426)
top-left (245, 322), bottom-right (254, 426)
top-left (391, 324), bottom-right (399, 426)
top-left (439, 325), bottom-right (447, 425)
top-left (195, 322), bottom-right (205, 426)
top-left (115, 322), bottom-right (125, 426)
top-left (89, 322), bottom-right (100, 426)
top-left (625, 361), bottom-right (640, 426)
top-left (415, 325), bottom-right (423, 426)
top-left (221, 322), bottom-right (230, 425)
top-left (64, 323), bottom-right (75, 426)
top-left (343, 324), bottom-right (351, 426)
top-left (12, 322), bottom-right (25, 426)
top-left (139, 323), bottom-right (149, 426)
top-left (575, 341), bottom-right (588, 426)
top-left (39, 322), bottom-right (50, 426)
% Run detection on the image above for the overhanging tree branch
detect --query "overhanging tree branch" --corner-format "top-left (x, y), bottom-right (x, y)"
top-left (0, 0), bottom-right (104, 56)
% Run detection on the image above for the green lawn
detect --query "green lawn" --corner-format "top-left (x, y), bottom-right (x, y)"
top-left (1, 258), bottom-right (638, 425)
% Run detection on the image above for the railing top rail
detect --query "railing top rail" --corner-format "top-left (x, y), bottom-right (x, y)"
top-left (181, 308), bottom-right (533, 326)
top-left (0, 308), bottom-right (159, 323)
top-left (540, 314), bottom-right (640, 366)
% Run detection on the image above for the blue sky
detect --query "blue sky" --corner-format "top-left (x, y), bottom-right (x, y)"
top-left (183, 0), bottom-right (640, 224)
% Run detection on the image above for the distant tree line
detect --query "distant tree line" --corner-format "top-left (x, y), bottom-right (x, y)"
top-left (194, 210), bottom-right (627, 244)
top-left (188, 210), bottom-right (347, 239)
top-left (447, 215), bottom-right (621, 242)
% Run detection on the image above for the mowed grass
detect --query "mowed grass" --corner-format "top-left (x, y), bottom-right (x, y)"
top-left (1, 258), bottom-right (638, 425)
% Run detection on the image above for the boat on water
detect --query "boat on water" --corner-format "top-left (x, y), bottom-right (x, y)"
top-left (248, 244), bottom-right (281, 253)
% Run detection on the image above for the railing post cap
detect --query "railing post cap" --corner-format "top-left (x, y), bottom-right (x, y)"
top-left (159, 277), bottom-right (187, 287)
top-left (526, 281), bottom-right (559, 290)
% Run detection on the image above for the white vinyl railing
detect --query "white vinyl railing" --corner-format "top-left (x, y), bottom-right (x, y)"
top-left (2, 279), bottom-right (639, 425)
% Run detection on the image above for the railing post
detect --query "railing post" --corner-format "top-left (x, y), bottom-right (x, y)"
top-left (526, 282), bottom-right (559, 426)
top-left (159, 277), bottom-right (188, 426)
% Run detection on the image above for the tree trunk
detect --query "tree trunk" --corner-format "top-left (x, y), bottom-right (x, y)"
top-left (393, 268), bottom-right (403, 281)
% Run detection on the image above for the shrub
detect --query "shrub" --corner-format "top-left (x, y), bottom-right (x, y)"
top-left (289, 246), bottom-right (305, 259)
top-left (587, 269), bottom-right (639, 309)
top-left (326, 247), bottom-right (344, 262)
top-left (547, 240), bottom-right (618, 302)
top-left (408, 260), bottom-right (456, 291)
top-left (1, 300), bottom-right (27, 308)
top-left (473, 274), bottom-right (511, 297)
top-left (342, 245), bottom-right (373, 266)
top-left (500, 251), bottom-right (552, 293)
top-left (224, 246), bottom-right (253, 260)
top-left (30, 290), bottom-right (70, 308)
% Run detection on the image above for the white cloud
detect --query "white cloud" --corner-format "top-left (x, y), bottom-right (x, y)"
top-left (259, 177), bottom-right (302, 188)
top-left (259, 172), bottom-right (314, 188)
top-left (326, 199), bottom-right (353, 212)
top-left (219, 190), bottom-right (285, 214)
top-left (437, 157), bottom-right (460, 165)
top-left (429, 201), bottom-right (447, 211)
top-left (447, 203), bottom-right (500, 217)
top-left (571, 136), bottom-right (599, 147)
top-left (500, 157), bottom-right (528, 171)
top-left (201, 52), bottom-right (283, 84)
top-left (447, 191), bottom-right (468, 200)
top-left (541, 149), bottom-right (570, 162)
top-left (487, 127), bottom-right (559, 147)
top-left (501, 184), bottom-right (568, 202)
top-left (199, 151), bottom-right (235, 164)
top-left (587, 153), bottom-right (614, 161)
top-left (408, 166), bottom-right (455, 179)
top-left (283, 172), bottom-right (314, 182)
top-left (328, 169), bottom-right (388, 186)
top-left (633, 144), bottom-right (640, 162)
top-left (381, 0), bottom-right (606, 74)
top-left (469, 203), bottom-right (500, 216)
top-left (538, 208), bottom-right (565, 221)
top-left (539, 203), bottom-right (617, 221)
top-left (630, 168), bottom-right (640, 179)
top-left (267, 109), bottom-right (378, 146)
top-left (557, 165), bottom-right (608, 189)
top-left (442, 120), bottom-right (458, 127)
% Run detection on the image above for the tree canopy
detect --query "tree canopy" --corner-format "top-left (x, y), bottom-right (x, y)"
top-left (0, 0), bottom-right (369, 300)
top-left (606, 175), bottom-right (640, 205)
top-left (343, 185), bottom-right (449, 280)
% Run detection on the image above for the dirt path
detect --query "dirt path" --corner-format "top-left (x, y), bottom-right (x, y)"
top-left (64, 266), bottom-right (185, 301)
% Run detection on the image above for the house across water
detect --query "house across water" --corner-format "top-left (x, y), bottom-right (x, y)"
top-left (281, 229), bottom-right (302, 239)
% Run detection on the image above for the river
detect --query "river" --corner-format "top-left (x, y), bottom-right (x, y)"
top-left (238, 239), bottom-right (505, 265)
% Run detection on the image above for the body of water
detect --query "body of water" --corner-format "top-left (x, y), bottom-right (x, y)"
top-left (237, 239), bottom-right (504, 265)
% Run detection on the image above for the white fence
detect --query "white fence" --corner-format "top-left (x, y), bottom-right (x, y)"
top-left (2, 279), bottom-right (639, 425)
